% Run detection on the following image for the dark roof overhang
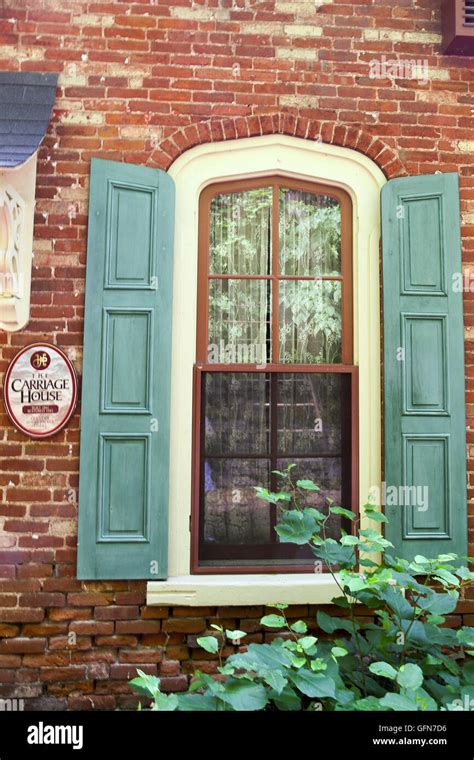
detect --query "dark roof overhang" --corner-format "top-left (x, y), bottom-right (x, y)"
top-left (0, 72), bottom-right (58, 168)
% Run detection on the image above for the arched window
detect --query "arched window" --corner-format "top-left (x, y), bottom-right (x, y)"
top-left (192, 177), bottom-right (358, 573)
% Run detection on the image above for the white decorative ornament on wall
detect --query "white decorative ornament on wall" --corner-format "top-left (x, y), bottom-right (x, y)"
top-left (0, 154), bottom-right (36, 332)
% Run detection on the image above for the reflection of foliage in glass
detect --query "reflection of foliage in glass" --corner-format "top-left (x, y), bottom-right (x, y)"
top-left (208, 187), bottom-right (343, 366)
top-left (280, 281), bottom-right (342, 364)
top-left (210, 188), bottom-right (272, 275)
top-left (208, 279), bottom-right (270, 358)
top-left (279, 190), bottom-right (341, 276)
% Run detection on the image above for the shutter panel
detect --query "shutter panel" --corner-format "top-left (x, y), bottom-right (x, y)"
top-left (382, 173), bottom-right (467, 562)
top-left (77, 158), bottom-right (175, 579)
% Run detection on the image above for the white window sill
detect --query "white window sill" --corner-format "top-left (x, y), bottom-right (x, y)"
top-left (147, 574), bottom-right (340, 607)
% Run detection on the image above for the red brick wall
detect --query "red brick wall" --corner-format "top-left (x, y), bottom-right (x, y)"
top-left (0, 0), bottom-right (473, 710)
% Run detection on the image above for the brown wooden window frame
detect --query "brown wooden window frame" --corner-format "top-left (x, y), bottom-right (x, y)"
top-left (192, 176), bottom-right (358, 575)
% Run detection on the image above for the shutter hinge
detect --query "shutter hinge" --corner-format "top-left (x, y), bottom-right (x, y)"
top-left (189, 514), bottom-right (192, 532)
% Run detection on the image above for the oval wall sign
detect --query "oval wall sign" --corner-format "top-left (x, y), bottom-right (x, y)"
top-left (3, 343), bottom-right (78, 439)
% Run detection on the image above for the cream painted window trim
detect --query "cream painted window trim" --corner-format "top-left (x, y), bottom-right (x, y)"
top-left (147, 134), bottom-right (386, 607)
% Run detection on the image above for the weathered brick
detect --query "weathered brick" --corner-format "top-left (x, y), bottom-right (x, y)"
top-left (115, 621), bottom-right (161, 635)
top-left (48, 608), bottom-right (92, 621)
top-left (162, 618), bottom-right (206, 634)
top-left (0, 655), bottom-right (22, 668)
top-left (159, 659), bottom-right (180, 676)
top-left (119, 649), bottom-right (163, 664)
top-left (68, 695), bottom-right (116, 710)
top-left (49, 636), bottom-right (92, 651)
top-left (140, 606), bottom-right (169, 619)
top-left (0, 624), bottom-right (20, 637)
top-left (160, 676), bottom-right (189, 693)
top-left (95, 635), bottom-right (138, 648)
top-left (94, 605), bottom-right (139, 621)
top-left (69, 621), bottom-right (113, 636)
top-left (22, 623), bottom-right (68, 637)
top-left (0, 609), bottom-right (45, 623)
top-left (85, 662), bottom-right (110, 680)
top-left (110, 663), bottom-right (157, 680)
top-left (0, 638), bottom-right (47, 654)
top-left (19, 593), bottom-right (65, 608)
top-left (67, 593), bottom-right (113, 606)
top-left (40, 666), bottom-right (87, 683)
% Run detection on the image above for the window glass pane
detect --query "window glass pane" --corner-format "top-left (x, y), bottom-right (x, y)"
top-left (204, 373), bottom-right (269, 455)
top-left (277, 373), bottom-right (350, 455)
top-left (203, 459), bottom-right (271, 546)
top-left (208, 279), bottom-right (271, 364)
top-left (279, 189), bottom-right (341, 276)
top-left (209, 188), bottom-right (272, 275)
top-left (198, 371), bottom-right (352, 568)
top-left (279, 280), bottom-right (342, 364)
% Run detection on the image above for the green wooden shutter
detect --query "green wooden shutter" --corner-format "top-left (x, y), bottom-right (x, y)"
top-left (382, 172), bottom-right (467, 562)
top-left (77, 158), bottom-right (175, 579)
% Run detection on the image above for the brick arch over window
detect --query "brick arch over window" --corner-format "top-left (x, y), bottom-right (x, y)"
top-left (148, 114), bottom-right (407, 179)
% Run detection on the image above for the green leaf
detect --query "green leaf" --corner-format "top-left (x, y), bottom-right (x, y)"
top-left (317, 610), bottom-right (358, 634)
top-left (310, 658), bottom-right (327, 672)
top-left (379, 693), bottom-right (420, 711)
top-left (331, 646), bottom-right (348, 658)
top-left (351, 696), bottom-right (388, 711)
top-left (329, 506), bottom-right (356, 520)
top-left (275, 510), bottom-right (318, 545)
top-left (263, 670), bottom-right (287, 694)
top-left (437, 553), bottom-right (458, 563)
top-left (414, 555), bottom-right (430, 565)
top-left (463, 660), bottom-right (474, 684)
top-left (433, 568), bottom-right (460, 587)
top-left (339, 573), bottom-right (368, 594)
top-left (177, 694), bottom-right (220, 711)
top-left (290, 656), bottom-right (307, 668)
top-left (379, 585), bottom-right (413, 620)
top-left (296, 479), bottom-right (320, 491)
top-left (457, 567), bottom-right (474, 581)
top-left (410, 688), bottom-right (438, 712)
top-left (219, 680), bottom-right (269, 711)
top-left (299, 636), bottom-right (318, 652)
top-left (290, 620), bottom-right (308, 634)
top-left (271, 685), bottom-right (301, 711)
top-left (305, 508), bottom-right (327, 521)
top-left (196, 636), bottom-right (219, 654)
top-left (260, 614), bottom-right (286, 628)
top-left (228, 643), bottom-right (294, 672)
top-left (340, 535), bottom-right (359, 546)
top-left (313, 541), bottom-right (356, 567)
top-left (290, 670), bottom-right (337, 699)
top-left (396, 663), bottom-right (423, 691)
top-left (369, 661), bottom-right (397, 680)
top-left (151, 693), bottom-right (179, 711)
top-left (333, 596), bottom-right (351, 609)
top-left (364, 510), bottom-right (388, 524)
top-left (457, 627), bottom-right (474, 647)
top-left (335, 688), bottom-right (356, 706)
top-left (254, 487), bottom-right (291, 504)
top-left (225, 629), bottom-right (247, 642)
top-left (129, 670), bottom-right (161, 699)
